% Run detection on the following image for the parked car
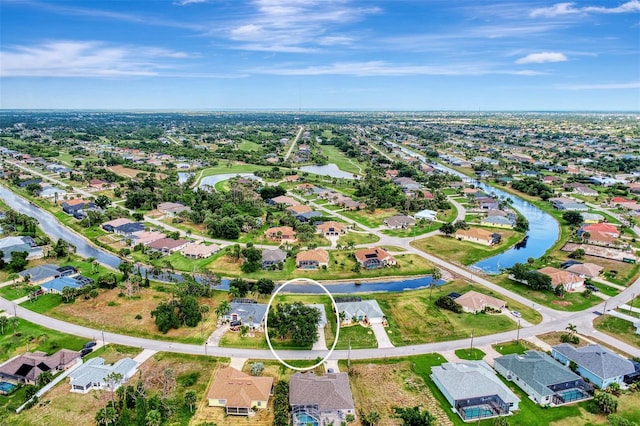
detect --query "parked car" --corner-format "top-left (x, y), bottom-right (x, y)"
top-left (585, 284), bottom-right (599, 292)
top-left (511, 310), bottom-right (522, 318)
top-left (80, 348), bottom-right (93, 357)
top-left (83, 341), bottom-right (97, 349)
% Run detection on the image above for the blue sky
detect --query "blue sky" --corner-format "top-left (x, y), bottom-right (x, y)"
top-left (0, 0), bottom-right (638, 110)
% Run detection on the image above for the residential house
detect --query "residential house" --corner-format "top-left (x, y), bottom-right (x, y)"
top-left (224, 302), bottom-right (268, 329)
top-left (39, 186), bottom-right (67, 199)
top-left (0, 236), bottom-right (43, 262)
top-left (206, 366), bottom-right (274, 416)
top-left (477, 197), bottom-right (500, 210)
top-left (414, 209), bottom-right (438, 221)
top-left (113, 222), bottom-right (146, 237)
top-left (286, 204), bottom-right (313, 215)
top-left (549, 198), bottom-right (589, 211)
top-left (481, 215), bottom-right (515, 229)
top-left (581, 223), bottom-right (620, 238)
top-left (268, 195), bottom-right (299, 207)
top-left (455, 228), bottom-right (502, 246)
top-left (294, 210), bottom-right (322, 223)
top-left (41, 276), bottom-right (84, 294)
top-left (289, 372), bottom-right (356, 426)
top-left (494, 351), bottom-right (593, 406)
top-left (431, 361), bottom-right (520, 422)
top-left (265, 226), bottom-right (297, 243)
top-left (18, 264), bottom-right (61, 285)
top-left (335, 300), bottom-right (385, 324)
top-left (61, 199), bottom-right (96, 217)
top-left (261, 248), bottom-right (287, 269)
top-left (570, 184), bottom-right (598, 197)
top-left (455, 291), bottom-right (506, 314)
top-left (565, 263), bottom-right (603, 278)
top-left (584, 230), bottom-right (617, 247)
top-left (316, 221), bottom-right (347, 236)
top-left (384, 215), bottom-right (416, 229)
top-left (101, 218), bottom-right (134, 232)
top-left (181, 243), bottom-right (219, 259)
top-left (537, 267), bottom-right (584, 291)
top-left (128, 230), bottom-right (166, 246)
top-left (354, 247), bottom-right (396, 269)
top-left (296, 248), bottom-right (329, 269)
top-left (0, 349), bottom-right (80, 385)
top-left (147, 238), bottom-right (191, 254)
top-left (69, 357), bottom-right (138, 394)
top-left (157, 201), bottom-right (191, 217)
top-left (581, 213), bottom-right (605, 224)
top-left (552, 344), bottom-right (635, 389)
top-left (88, 179), bottom-right (114, 190)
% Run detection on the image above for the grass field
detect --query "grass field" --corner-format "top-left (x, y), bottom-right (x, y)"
top-left (493, 340), bottom-right (532, 355)
top-left (593, 314), bottom-right (640, 349)
top-left (494, 275), bottom-right (602, 312)
top-left (455, 348), bottom-right (486, 360)
top-left (42, 286), bottom-right (229, 344)
top-left (84, 343), bottom-right (142, 363)
top-left (341, 208), bottom-right (399, 228)
top-left (381, 220), bottom-right (443, 237)
top-left (320, 145), bottom-right (365, 176)
top-left (359, 282), bottom-right (540, 347)
top-left (411, 230), bottom-right (525, 265)
top-left (336, 231), bottom-right (380, 246)
top-left (335, 324), bottom-right (378, 349)
top-left (238, 139), bottom-right (261, 151)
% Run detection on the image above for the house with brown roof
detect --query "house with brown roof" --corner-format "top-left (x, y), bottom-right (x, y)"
top-left (296, 248), bottom-right (329, 269)
top-left (581, 223), bottom-right (620, 238)
top-left (455, 291), bottom-right (506, 314)
top-left (0, 349), bottom-right (80, 385)
top-left (566, 262), bottom-right (603, 278)
top-left (88, 178), bottom-right (114, 190)
top-left (286, 204), bottom-right (313, 215)
top-left (316, 221), bottom-right (347, 236)
top-left (537, 267), bottom-right (584, 291)
top-left (147, 238), bottom-right (191, 254)
top-left (101, 217), bottom-right (134, 232)
top-left (207, 366), bottom-right (274, 416)
top-left (290, 372), bottom-right (356, 425)
top-left (384, 214), bottom-right (416, 229)
top-left (181, 243), bottom-right (219, 259)
top-left (157, 201), bottom-right (191, 217)
top-left (268, 195), bottom-right (299, 206)
top-left (455, 227), bottom-right (502, 246)
top-left (354, 247), bottom-right (396, 269)
top-left (584, 230), bottom-right (616, 247)
top-left (265, 226), bottom-right (297, 243)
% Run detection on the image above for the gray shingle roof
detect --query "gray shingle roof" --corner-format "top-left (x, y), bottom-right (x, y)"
top-left (431, 361), bottom-right (520, 404)
top-left (335, 300), bottom-right (384, 321)
top-left (495, 351), bottom-right (582, 397)
top-left (289, 372), bottom-right (354, 411)
top-left (228, 303), bottom-right (268, 325)
top-left (19, 264), bottom-right (60, 282)
top-left (553, 344), bottom-right (635, 380)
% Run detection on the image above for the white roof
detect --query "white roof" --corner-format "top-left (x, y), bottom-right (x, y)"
top-left (335, 300), bottom-right (385, 320)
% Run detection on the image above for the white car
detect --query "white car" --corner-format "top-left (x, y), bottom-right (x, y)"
top-left (511, 310), bottom-right (522, 318)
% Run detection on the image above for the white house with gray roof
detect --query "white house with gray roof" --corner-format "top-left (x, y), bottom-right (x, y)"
top-left (335, 300), bottom-right (385, 324)
top-left (223, 303), bottom-right (268, 329)
top-left (494, 351), bottom-right (593, 406)
top-left (289, 372), bottom-right (355, 426)
top-left (69, 357), bottom-right (138, 394)
top-left (431, 361), bottom-right (520, 422)
top-left (552, 344), bottom-right (635, 389)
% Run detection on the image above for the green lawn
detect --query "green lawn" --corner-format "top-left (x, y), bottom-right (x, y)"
top-left (341, 208), bottom-right (398, 228)
top-left (0, 285), bottom-right (32, 301)
top-left (593, 314), bottom-right (640, 348)
top-left (412, 230), bottom-right (525, 266)
top-left (381, 221), bottom-right (443, 237)
top-left (85, 343), bottom-right (142, 362)
top-left (20, 293), bottom-right (63, 313)
top-left (455, 348), bottom-right (485, 360)
top-left (320, 145), bottom-right (365, 176)
top-left (494, 275), bottom-right (602, 312)
top-left (238, 139), bottom-right (261, 151)
top-left (0, 317), bottom-right (88, 363)
top-left (493, 340), bottom-right (531, 355)
top-left (335, 325), bottom-right (378, 350)
top-left (590, 281), bottom-right (620, 297)
top-left (336, 232), bottom-right (380, 246)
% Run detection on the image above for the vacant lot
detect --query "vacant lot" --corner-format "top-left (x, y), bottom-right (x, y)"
top-left (360, 282), bottom-right (539, 347)
top-left (107, 164), bottom-right (167, 180)
top-left (341, 208), bottom-right (399, 228)
top-left (46, 287), bottom-right (229, 344)
top-left (345, 356), bottom-right (453, 426)
top-left (593, 314), bottom-right (640, 349)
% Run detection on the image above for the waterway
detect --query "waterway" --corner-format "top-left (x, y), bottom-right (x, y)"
top-left (391, 143), bottom-right (560, 274)
top-left (298, 164), bottom-right (357, 180)
top-left (0, 184), bottom-right (443, 293)
top-left (197, 173), bottom-right (262, 189)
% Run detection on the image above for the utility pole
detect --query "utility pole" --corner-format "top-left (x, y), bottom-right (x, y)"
top-left (629, 293), bottom-right (636, 315)
top-left (101, 327), bottom-right (106, 347)
top-left (347, 338), bottom-right (351, 369)
top-left (603, 300), bottom-right (608, 315)
top-left (469, 329), bottom-right (474, 356)
top-left (516, 319), bottom-right (521, 344)
top-left (204, 341), bottom-right (208, 356)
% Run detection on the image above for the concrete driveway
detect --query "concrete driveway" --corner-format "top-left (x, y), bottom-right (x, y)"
top-left (371, 323), bottom-right (394, 348)
top-left (313, 326), bottom-right (328, 350)
top-left (207, 324), bottom-right (229, 347)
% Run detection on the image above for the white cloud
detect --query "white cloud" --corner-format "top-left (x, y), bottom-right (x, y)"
top-left (249, 61), bottom-right (544, 76)
top-left (224, 0), bottom-right (379, 52)
top-left (174, 0), bottom-right (208, 5)
top-left (515, 52), bottom-right (567, 64)
top-left (531, 1), bottom-right (640, 18)
top-left (561, 81), bottom-right (640, 90)
top-left (0, 40), bottom-right (191, 77)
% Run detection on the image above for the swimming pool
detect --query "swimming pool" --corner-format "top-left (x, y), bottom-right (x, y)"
top-left (295, 413), bottom-right (319, 426)
top-left (559, 389), bottom-right (587, 403)
top-left (0, 381), bottom-right (16, 394)
top-left (462, 405), bottom-right (494, 420)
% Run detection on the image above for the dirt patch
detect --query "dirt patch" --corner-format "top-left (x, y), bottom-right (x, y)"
top-left (552, 300), bottom-right (573, 306)
top-left (348, 363), bottom-right (453, 426)
top-left (106, 165), bottom-right (167, 180)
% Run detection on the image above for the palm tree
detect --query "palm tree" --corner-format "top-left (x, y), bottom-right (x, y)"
top-left (0, 317), bottom-right (8, 335)
top-left (215, 300), bottom-right (231, 319)
top-left (105, 372), bottom-right (124, 405)
top-left (184, 389), bottom-right (197, 413)
top-left (565, 323), bottom-right (577, 338)
top-left (9, 317), bottom-right (19, 335)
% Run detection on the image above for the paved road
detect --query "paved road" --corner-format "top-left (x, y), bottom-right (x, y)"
top-left (283, 126), bottom-right (305, 161)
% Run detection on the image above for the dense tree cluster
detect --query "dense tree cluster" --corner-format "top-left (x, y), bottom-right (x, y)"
top-left (509, 263), bottom-right (553, 291)
top-left (435, 295), bottom-right (463, 313)
top-left (272, 381), bottom-right (289, 426)
top-left (267, 302), bottom-right (321, 345)
top-left (511, 177), bottom-right (553, 200)
top-left (151, 295), bottom-right (202, 333)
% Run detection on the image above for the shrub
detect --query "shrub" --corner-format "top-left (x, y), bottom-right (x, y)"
top-left (178, 372), bottom-right (199, 387)
top-left (435, 296), bottom-right (463, 313)
top-left (134, 314), bottom-right (142, 320)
